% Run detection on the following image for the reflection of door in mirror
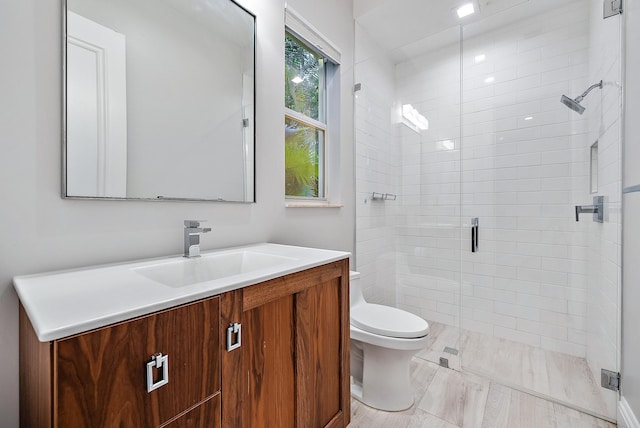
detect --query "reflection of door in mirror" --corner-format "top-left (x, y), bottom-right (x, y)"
top-left (67, 12), bottom-right (127, 198)
top-left (242, 72), bottom-right (254, 202)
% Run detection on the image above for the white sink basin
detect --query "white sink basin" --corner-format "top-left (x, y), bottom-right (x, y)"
top-left (134, 251), bottom-right (296, 288)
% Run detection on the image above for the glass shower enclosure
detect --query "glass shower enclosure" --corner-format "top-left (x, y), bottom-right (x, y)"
top-left (354, 0), bottom-right (622, 421)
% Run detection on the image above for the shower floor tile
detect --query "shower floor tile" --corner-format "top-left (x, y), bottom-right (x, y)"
top-left (459, 325), bottom-right (613, 418)
top-left (410, 321), bottom-right (614, 419)
top-left (348, 359), bottom-right (616, 428)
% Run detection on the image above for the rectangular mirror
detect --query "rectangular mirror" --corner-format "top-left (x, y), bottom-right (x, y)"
top-left (64, 0), bottom-right (255, 202)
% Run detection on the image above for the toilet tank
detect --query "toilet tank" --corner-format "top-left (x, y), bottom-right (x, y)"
top-left (349, 271), bottom-right (365, 308)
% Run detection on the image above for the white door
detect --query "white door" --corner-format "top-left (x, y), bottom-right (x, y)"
top-left (67, 11), bottom-right (127, 197)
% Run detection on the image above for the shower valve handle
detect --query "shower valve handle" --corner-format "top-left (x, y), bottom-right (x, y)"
top-left (575, 196), bottom-right (604, 223)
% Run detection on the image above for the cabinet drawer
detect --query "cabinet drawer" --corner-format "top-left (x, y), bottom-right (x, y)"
top-left (161, 393), bottom-right (221, 428)
top-left (54, 297), bottom-right (220, 427)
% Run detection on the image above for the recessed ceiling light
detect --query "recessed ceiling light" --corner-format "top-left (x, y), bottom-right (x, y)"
top-left (291, 76), bottom-right (303, 84)
top-left (474, 54), bottom-right (486, 63)
top-left (524, 116), bottom-right (533, 121)
top-left (457, 3), bottom-right (475, 18)
top-left (484, 76), bottom-right (495, 83)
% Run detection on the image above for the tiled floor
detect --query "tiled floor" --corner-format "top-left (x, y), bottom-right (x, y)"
top-left (415, 322), bottom-right (615, 419)
top-left (348, 358), bottom-right (616, 428)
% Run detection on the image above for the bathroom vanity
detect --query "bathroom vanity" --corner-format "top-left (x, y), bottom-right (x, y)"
top-left (15, 244), bottom-right (350, 428)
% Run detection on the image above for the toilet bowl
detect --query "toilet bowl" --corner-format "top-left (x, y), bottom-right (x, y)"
top-left (349, 271), bottom-right (429, 411)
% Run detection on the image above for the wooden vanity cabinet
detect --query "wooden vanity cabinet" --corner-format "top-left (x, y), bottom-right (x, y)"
top-left (20, 297), bottom-right (221, 428)
top-left (220, 259), bottom-right (351, 428)
top-left (19, 258), bottom-right (350, 428)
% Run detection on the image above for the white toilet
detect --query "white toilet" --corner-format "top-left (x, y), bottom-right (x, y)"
top-left (349, 271), bottom-right (430, 411)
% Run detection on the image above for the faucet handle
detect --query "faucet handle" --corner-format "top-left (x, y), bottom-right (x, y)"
top-left (184, 220), bottom-right (206, 228)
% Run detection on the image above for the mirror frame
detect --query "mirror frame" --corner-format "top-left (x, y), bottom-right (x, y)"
top-left (61, 0), bottom-right (257, 203)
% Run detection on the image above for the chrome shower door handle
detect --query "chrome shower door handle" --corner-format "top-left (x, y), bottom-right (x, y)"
top-left (471, 218), bottom-right (479, 253)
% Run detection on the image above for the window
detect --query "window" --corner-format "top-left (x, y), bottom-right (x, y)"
top-left (285, 33), bottom-right (325, 197)
top-left (284, 8), bottom-right (340, 201)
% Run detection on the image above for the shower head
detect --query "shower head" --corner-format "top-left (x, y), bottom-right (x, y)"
top-left (560, 95), bottom-right (586, 114)
top-left (560, 80), bottom-right (603, 115)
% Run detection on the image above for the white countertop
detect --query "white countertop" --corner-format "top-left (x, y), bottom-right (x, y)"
top-left (14, 243), bottom-right (350, 342)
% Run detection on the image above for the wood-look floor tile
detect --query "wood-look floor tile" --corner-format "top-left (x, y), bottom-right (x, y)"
top-left (349, 358), bottom-right (615, 428)
top-left (348, 358), bottom-right (439, 427)
top-left (408, 409), bottom-right (459, 428)
top-left (349, 405), bottom-right (464, 428)
top-left (405, 359), bottom-right (439, 414)
top-left (480, 382), bottom-right (512, 427)
top-left (417, 367), bottom-right (489, 428)
top-left (553, 402), bottom-right (617, 428)
top-left (464, 332), bottom-right (551, 397)
top-left (459, 330), bottom-right (496, 377)
top-left (350, 399), bottom-right (411, 428)
top-left (544, 349), bottom-right (608, 416)
top-left (518, 344), bottom-right (549, 394)
top-left (482, 383), bottom-right (556, 428)
top-left (456, 325), bottom-right (610, 419)
top-left (416, 321), bottom-right (461, 370)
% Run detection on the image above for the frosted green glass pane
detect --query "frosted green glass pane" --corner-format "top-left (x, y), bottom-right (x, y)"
top-left (285, 117), bottom-right (324, 197)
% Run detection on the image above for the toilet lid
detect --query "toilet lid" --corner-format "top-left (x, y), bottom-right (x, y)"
top-left (351, 304), bottom-right (429, 339)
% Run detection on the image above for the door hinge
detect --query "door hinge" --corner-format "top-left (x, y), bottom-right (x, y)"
top-left (601, 368), bottom-right (620, 391)
top-left (439, 357), bottom-right (449, 368)
top-left (604, 0), bottom-right (622, 18)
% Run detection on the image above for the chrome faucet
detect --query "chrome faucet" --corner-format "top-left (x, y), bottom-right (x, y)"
top-left (183, 220), bottom-right (211, 258)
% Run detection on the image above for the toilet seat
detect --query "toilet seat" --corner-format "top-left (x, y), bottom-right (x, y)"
top-left (351, 303), bottom-right (429, 339)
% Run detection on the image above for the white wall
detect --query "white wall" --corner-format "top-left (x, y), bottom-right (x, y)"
top-left (622, 0), bottom-right (640, 421)
top-left (0, 0), bottom-right (354, 426)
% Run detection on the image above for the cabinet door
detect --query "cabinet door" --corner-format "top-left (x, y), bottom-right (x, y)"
top-left (231, 260), bottom-right (350, 428)
top-left (244, 294), bottom-right (296, 427)
top-left (55, 297), bottom-right (220, 427)
top-left (295, 277), bottom-right (343, 427)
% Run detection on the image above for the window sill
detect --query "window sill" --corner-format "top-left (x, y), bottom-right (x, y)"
top-left (285, 201), bottom-right (343, 208)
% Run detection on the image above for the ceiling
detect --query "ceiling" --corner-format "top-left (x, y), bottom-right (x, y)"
top-left (355, 0), bottom-right (575, 63)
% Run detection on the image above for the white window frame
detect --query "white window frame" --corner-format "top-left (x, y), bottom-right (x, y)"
top-left (285, 5), bottom-right (341, 205)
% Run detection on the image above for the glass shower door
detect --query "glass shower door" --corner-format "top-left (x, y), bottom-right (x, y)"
top-left (393, 29), bottom-right (464, 370)
top-left (353, 21), bottom-right (463, 370)
top-left (458, 1), bottom-right (622, 421)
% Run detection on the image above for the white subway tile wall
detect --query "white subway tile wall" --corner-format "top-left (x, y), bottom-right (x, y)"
top-left (394, 36), bottom-right (463, 328)
top-left (355, 23), bottom-right (400, 306)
